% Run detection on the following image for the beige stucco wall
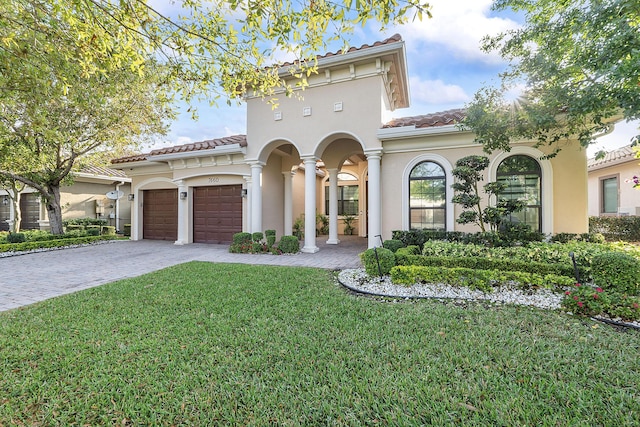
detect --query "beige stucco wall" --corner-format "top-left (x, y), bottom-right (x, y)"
top-left (588, 160), bottom-right (640, 216)
top-left (61, 180), bottom-right (132, 231)
top-left (246, 73), bottom-right (384, 161)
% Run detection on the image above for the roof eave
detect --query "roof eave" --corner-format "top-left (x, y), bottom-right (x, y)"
top-left (377, 123), bottom-right (467, 140)
top-left (148, 144), bottom-right (246, 162)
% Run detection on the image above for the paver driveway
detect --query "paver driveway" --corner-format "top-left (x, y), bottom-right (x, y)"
top-left (0, 237), bottom-right (366, 312)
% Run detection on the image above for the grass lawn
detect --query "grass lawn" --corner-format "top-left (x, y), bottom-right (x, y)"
top-left (1, 262), bottom-right (639, 426)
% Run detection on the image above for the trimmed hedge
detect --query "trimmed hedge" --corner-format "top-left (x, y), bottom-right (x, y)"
top-left (391, 229), bottom-right (545, 249)
top-left (277, 235), bottom-right (300, 254)
top-left (589, 216), bottom-right (640, 242)
top-left (382, 239), bottom-right (404, 253)
top-left (390, 265), bottom-right (574, 292)
top-left (0, 235), bottom-right (118, 253)
top-left (360, 247), bottom-right (396, 276)
top-left (591, 252), bottom-right (640, 294)
top-left (394, 254), bottom-right (582, 279)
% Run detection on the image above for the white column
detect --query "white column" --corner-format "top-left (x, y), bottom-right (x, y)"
top-left (366, 149), bottom-right (382, 248)
top-left (283, 170), bottom-right (295, 236)
top-left (175, 181), bottom-right (188, 245)
top-left (250, 162), bottom-right (264, 233)
top-left (302, 156), bottom-right (319, 253)
top-left (326, 168), bottom-right (340, 244)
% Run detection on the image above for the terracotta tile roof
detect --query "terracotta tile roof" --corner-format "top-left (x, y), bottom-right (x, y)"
top-left (382, 108), bottom-right (466, 129)
top-left (279, 33), bottom-right (403, 67)
top-left (111, 135), bottom-right (247, 164)
top-left (79, 165), bottom-right (128, 178)
top-left (588, 144), bottom-right (638, 169)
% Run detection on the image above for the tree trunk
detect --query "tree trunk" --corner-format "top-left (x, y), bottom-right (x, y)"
top-left (11, 193), bottom-right (21, 232)
top-left (45, 184), bottom-right (64, 235)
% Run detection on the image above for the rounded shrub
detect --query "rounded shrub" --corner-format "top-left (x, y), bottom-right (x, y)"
top-left (232, 232), bottom-right (252, 245)
top-left (252, 232), bottom-right (264, 242)
top-left (277, 235), bottom-right (300, 254)
top-left (591, 252), bottom-right (640, 294)
top-left (382, 239), bottom-right (404, 253)
top-left (360, 247), bottom-right (396, 276)
top-left (265, 230), bottom-right (276, 247)
top-left (7, 232), bottom-right (26, 243)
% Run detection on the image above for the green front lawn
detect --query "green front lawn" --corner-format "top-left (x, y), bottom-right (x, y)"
top-left (1, 262), bottom-right (639, 425)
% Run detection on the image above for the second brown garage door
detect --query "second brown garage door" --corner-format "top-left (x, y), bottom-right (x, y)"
top-left (193, 185), bottom-right (242, 244)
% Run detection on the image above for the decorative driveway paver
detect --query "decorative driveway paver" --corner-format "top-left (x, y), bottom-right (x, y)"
top-left (0, 237), bottom-right (366, 312)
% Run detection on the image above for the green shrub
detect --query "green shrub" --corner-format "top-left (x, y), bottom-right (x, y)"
top-left (7, 232), bottom-right (26, 243)
top-left (101, 226), bottom-right (116, 236)
top-left (395, 254), bottom-right (580, 279)
top-left (390, 265), bottom-right (574, 292)
top-left (589, 216), bottom-right (640, 242)
top-left (0, 235), bottom-right (117, 253)
top-left (562, 283), bottom-right (640, 322)
top-left (86, 227), bottom-right (101, 236)
top-left (232, 232), bottom-right (252, 245)
top-left (591, 252), bottom-right (640, 294)
top-left (391, 229), bottom-right (544, 249)
top-left (65, 224), bottom-right (85, 232)
top-left (360, 247), bottom-right (396, 276)
top-left (63, 218), bottom-right (107, 227)
top-left (382, 239), bottom-right (404, 253)
top-left (265, 230), bottom-right (276, 247)
top-left (252, 232), bottom-right (264, 242)
top-left (277, 235), bottom-right (300, 254)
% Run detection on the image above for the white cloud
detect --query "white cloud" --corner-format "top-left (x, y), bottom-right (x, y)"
top-left (409, 76), bottom-right (469, 105)
top-left (399, 0), bottom-right (520, 64)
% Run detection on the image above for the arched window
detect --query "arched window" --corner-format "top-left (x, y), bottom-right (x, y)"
top-left (497, 155), bottom-right (542, 232)
top-left (409, 161), bottom-right (446, 230)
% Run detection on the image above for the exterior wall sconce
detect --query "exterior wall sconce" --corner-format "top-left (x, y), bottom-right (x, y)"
top-left (2, 196), bottom-right (8, 206)
top-left (127, 194), bottom-right (135, 201)
top-left (241, 189), bottom-right (248, 198)
top-left (180, 191), bottom-right (188, 200)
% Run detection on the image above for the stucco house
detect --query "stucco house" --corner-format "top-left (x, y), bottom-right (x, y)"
top-left (588, 144), bottom-right (640, 217)
top-left (0, 166), bottom-right (132, 232)
top-left (111, 34), bottom-right (589, 252)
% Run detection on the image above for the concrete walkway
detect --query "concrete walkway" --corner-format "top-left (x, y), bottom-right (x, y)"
top-left (0, 237), bottom-right (367, 312)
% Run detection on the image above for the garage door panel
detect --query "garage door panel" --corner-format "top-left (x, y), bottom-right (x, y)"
top-left (143, 189), bottom-right (178, 241)
top-left (193, 185), bottom-right (242, 244)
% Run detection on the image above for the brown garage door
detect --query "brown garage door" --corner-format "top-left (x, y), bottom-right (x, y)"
top-left (193, 185), bottom-right (242, 244)
top-left (143, 189), bottom-right (177, 241)
top-left (20, 193), bottom-right (40, 230)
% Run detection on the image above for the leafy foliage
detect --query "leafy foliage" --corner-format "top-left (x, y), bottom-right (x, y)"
top-left (451, 155), bottom-right (525, 232)
top-left (589, 216), bottom-right (640, 242)
top-left (360, 247), bottom-right (396, 276)
top-left (463, 0), bottom-right (640, 154)
top-left (591, 252), bottom-right (640, 295)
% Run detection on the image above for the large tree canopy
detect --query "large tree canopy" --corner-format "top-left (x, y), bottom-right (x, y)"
top-left (0, 0), bottom-right (430, 234)
top-left (463, 0), bottom-right (639, 155)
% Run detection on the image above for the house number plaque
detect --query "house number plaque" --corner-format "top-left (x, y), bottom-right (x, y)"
top-left (208, 177), bottom-right (221, 183)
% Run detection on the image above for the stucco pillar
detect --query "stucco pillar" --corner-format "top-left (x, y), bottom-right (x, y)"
top-left (366, 149), bottom-right (382, 248)
top-left (302, 156), bottom-right (319, 253)
top-left (326, 168), bottom-right (340, 245)
top-left (283, 169), bottom-right (295, 235)
top-left (250, 162), bottom-right (264, 233)
top-left (175, 180), bottom-right (188, 245)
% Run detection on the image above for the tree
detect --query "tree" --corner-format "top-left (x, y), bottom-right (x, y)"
top-left (0, 1), bottom-right (172, 234)
top-left (463, 0), bottom-right (640, 155)
top-left (1, 0), bottom-right (429, 234)
top-left (451, 155), bottom-right (524, 232)
top-left (0, 177), bottom-right (26, 232)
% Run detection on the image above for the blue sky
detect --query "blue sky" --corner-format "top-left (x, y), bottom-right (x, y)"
top-left (153, 0), bottom-right (638, 158)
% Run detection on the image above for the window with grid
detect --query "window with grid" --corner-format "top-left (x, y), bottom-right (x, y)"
top-left (409, 161), bottom-right (446, 230)
top-left (324, 173), bottom-right (359, 215)
top-left (496, 155), bottom-right (542, 232)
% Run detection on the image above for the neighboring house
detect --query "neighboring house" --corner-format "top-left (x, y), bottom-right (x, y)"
top-left (588, 144), bottom-right (640, 217)
top-left (0, 166), bottom-right (131, 232)
top-left (111, 34), bottom-right (589, 251)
